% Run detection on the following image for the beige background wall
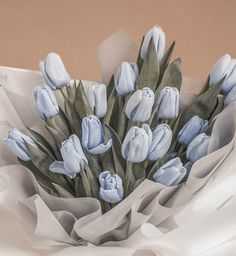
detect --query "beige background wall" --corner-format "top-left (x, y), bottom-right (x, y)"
top-left (0, 0), bottom-right (236, 81)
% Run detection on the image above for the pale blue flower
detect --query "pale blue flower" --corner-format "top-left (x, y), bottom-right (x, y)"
top-left (130, 63), bottom-right (139, 80)
top-left (115, 62), bottom-right (136, 96)
top-left (140, 25), bottom-right (165, 60)
top-left (99, 171), bottom-right (123, 203)
top-left (33, 85), bottom-right (59, 119)
top-left (177, 115), bottom-right (208, 145)
top-left (49, 134), bottom-right (87, 178)
top-left (186, 133), bottom-right (210, 163)
top-left (209, 54), bottom-right (236, 94)
top-left (40, 52), bottom-right (71, 89)
top-left (83, 82), bottom-right (107, 118)
top-left (153, 157), bottom-right (187, 186)
top-left (157, 87), bottom-right (180, 119)
top-left (184, 162), bottom-right (192, 172)
top-left (122, 124), bottom-right (152, 163)
top-left (4, 128), bottom-right (37, 161)
top-left (147, 124), bottom-right (172, 161)
top-left (224, 84), bottom-right (236, 107)
top-left (125, 87), bottom-right (155, 122)
top-left (82, 115), bottom-right (112, 154)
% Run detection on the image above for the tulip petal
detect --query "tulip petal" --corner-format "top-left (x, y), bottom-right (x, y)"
top-left (33, 85), bottom-right (59, 119)
top-left (49, 161), bottom-right (76, 179)
top-left (125, 90), bottom-right (142, 119)
top-left (140, 25), bottom-right (165, 60)
top-left (87, 139), bottom-right (112, 154)
top-left (39, 61), bottom-right (56, 89)
top-left (225, 85), bottom-right (236, 106)
top-left (94, 84), bottom-right (107, 118)
top-left (99, 188), bottom-right (122, 203)
top-left (45, 53), bottom-right (70, 89)
top-left (4, 138), bottom-right (30, 161)
top-left (153, 168), bottom-right (180, 186)
top-left (209, 54), bottom-right (231, 86)
top-left (115, 62), bottom-right (136, 96)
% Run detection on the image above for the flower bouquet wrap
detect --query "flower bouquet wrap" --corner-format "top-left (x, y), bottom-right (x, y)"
top-left (1, 28), bottom-right (236, 256)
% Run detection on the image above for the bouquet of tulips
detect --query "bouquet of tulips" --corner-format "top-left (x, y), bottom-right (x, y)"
top-left (3, 25), bottom-right (235, 213)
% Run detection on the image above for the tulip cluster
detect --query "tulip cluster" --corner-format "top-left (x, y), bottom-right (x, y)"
top-left (4, 25), bottom-right (231, 210)
top-left (209, 54), bottom-right (236, 107)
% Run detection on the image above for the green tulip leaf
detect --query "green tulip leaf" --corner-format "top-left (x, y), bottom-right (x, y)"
top-left (74, 80), bottom-right (93, 118)
top-left (137, 37), bottom-right (160, 91)
top-left (27, 127), bottom-right (57, 160)
top-left (52, 183), bottom-right (74, 198)
top-left (104, 124), bottom-right (125, 179)
top-left (155, 58), bottom-right (182, 102)
top-left (174, 77), bottom-right (224, 138)
top-left (159, 41), bottom-right (176, 76)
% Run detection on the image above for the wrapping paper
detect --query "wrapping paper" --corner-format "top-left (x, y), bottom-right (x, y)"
top-left (1, 31), bottom-right (236, 255)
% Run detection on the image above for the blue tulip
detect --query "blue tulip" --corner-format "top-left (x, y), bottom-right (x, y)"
top-left (114, 62), bottom-right (136, 96)
top-left (130, 63), bottom-right (139, 80)
top-left (184, 162), bottom-right (193, 172)
top-left (186, 133), bottom-right (210, 163)
top-left (177, 115), bottom-right (208, 145)
top-left (140, 25), bottom-right (165, 60)
top-left (40, 52), bottom-right (71, 90)
top-left (209, 54), bottom-right (236, 94)
top-left (82, 115), bottom-right (112, 154)
top-left (83, 82), bottom-right (107, 118)
top-left (153, 157), bottom-right (187, 186)
top-left (147, 124), bottom-right (172, 161)
top-left (224, 84), bottom-right (236, 107)
top-left (99, 171), bottom-right (123, 203)
top-left (156, 87), bottom-right (180, 119)
top-left (4, 128), bottom-right (37, 161)
top-left (125, 87), bottom-right (155, 122)
top-left (49, 134), bottom-right (87, 178)
top-left (33, 85), bottom-right (59, 119)
top-left (121, 124), bottom-right (152, 163)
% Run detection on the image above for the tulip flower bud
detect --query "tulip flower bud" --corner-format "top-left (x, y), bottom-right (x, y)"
top-left (99, 171), bottom-right (124, 203)
top-left (121, 124), bottom-right (152, 163)
top-left (147, 124), bottom-right (172, 161)
top-left (125, 87), bottom-right (155, 122)
top-left (4, 128), bottom-right (37, 161)
top-left (177, 115), bottom-right (208, 145)
top-left (33, 85), bottom-right (59, 119)
top-left (153, 157), bottom-right (187, 186)
top-left (40, 52), bottom-right (71, 90)
top-left (224, 84), bottom-right (236, 107)
top-left (114, 62), bottom-right (136, 96)
top-left (184, 162), bottom-right (192, 172)
top-left (49, 134), bottom-right (87, 178)
top-left (156, 87), bottom-right (180, 119)
top-left (83, 82), bottom-right (107, 118)
top-left (82, 115), bottom-right (112, 154)
top-left (186, 133), bottom-right (210, 163)
top-left (130, 63), bottom-right (139, 80)
top-left (140, 25), bottom-right (165, 60)
top-left (209, 54), bottom-right (236, 94)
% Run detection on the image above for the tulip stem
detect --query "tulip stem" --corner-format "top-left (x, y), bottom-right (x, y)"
top-left (85, 165), bottom-right (99, 199)
top-left (126, 119), bottom-right (134, 133)
top-left (178, 145), bottom-right (186, 156)
top-left (80, 170), bottom-right (92, 197)
top-left (125, 161), bottom-right (133, 196)
top-left (117, 96), bottom-right (129, 140)
top-left (47, 118), bottom-right (67, 138)
top-left (148, 111), bottom-right (156, 126)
